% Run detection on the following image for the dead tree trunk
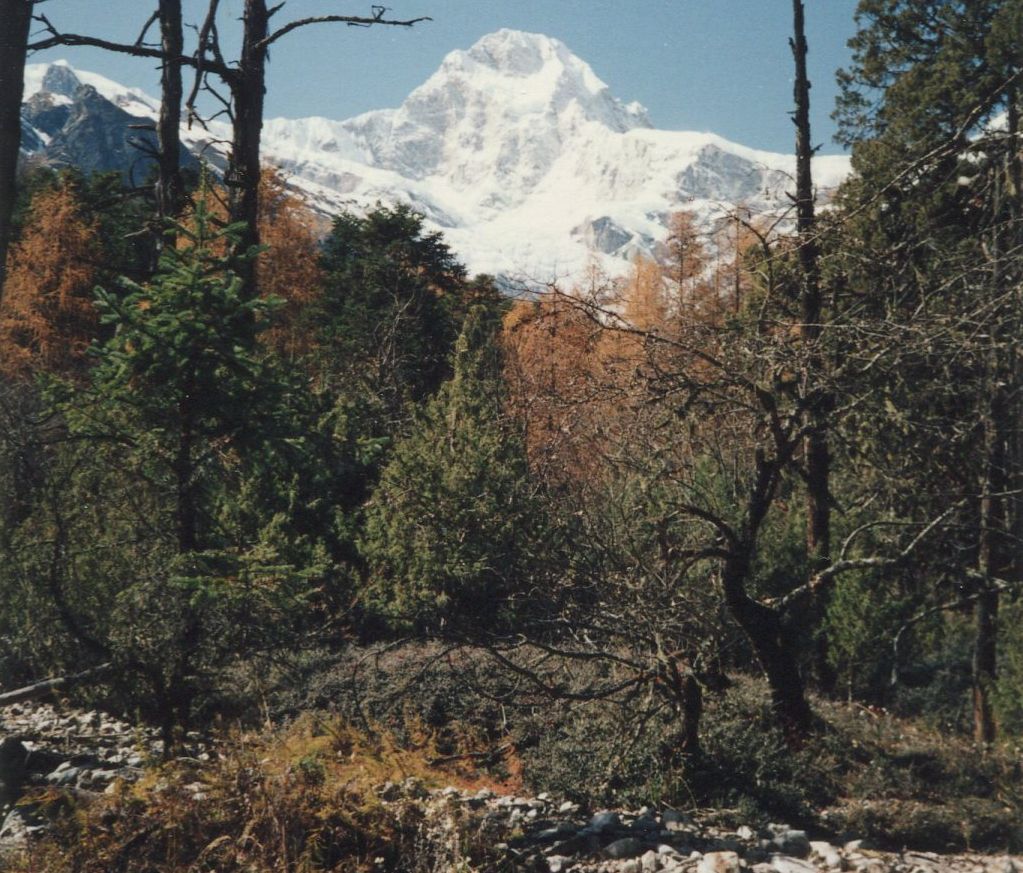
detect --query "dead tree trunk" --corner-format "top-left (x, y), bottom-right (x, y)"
top-left (225, 0), bottom-right (270, 298)
top-left (0, 663), bottom-right (113, 706)
top-left (791, 0), bottom-right (835, 693)
top-left (156, 0), bottom-right (186, 222)
top-left (0, 0), bottom-right (34, 301)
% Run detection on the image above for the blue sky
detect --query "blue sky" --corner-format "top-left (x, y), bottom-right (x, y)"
top-left (27, 1), bottom-right (861, 154)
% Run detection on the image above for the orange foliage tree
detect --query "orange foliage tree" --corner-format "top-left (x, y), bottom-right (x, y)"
top-left (181, 166), bottom-right (325, 357)
top-left (0, 178), bottom-right (100, 377)
top-left (255, 168), bottom-right (324, 357)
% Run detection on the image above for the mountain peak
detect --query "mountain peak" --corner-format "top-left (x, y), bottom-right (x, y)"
top-left (341, 29), bottom-right (652, 187)
top-left (41, 62), bottom-right (82, 99)
top-left (464, 29), bottom-right (566, 77)
top-left (434, 29), bottom-right (651, 132)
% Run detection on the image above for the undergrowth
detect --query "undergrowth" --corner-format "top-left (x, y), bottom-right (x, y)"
top-left (10, 715), bottom-right (512, 873)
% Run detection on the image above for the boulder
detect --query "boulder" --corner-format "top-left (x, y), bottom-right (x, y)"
top-left (605, 837), bottom-right (648, 860)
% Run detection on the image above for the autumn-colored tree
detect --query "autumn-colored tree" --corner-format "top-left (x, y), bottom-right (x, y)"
top-left (620, 254), bottom-right (670, 332)
top-left (661, 210), bottom-right (708, 317)
top-left (503, 295), bottom-right (606, 483)
top-left (0, 179), bottom-right (100, 377)
top-left (256, 168), bottom-right (325, 358)
top-left (179, 166), bottom-right (324, 356)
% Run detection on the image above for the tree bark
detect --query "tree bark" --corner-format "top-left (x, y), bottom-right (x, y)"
top-left (974, 388), bottom-right (1008, 744)
top-left (791, 0), bottom-right (835, 693)
top-left (0, 0), bottom-right (34, 302)
top-left (156, 0), bottom-right (186, 223)
top-left (227, 0), bottom-right (270, 297)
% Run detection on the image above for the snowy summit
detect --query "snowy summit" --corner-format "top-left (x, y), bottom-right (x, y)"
top-left (21, 30), bottom-right (852, 282)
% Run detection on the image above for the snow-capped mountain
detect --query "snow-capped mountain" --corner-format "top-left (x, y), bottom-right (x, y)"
top-left (21, 30), bottom-right (851, 282)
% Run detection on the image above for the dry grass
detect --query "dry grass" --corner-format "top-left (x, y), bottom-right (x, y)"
top-left (10, 715), bottom-right (514, 873)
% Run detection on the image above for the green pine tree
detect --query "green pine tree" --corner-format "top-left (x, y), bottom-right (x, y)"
top-left (361, 305), bottom-right (545, 634)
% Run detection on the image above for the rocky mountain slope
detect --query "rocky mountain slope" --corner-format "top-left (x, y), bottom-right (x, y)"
top-left (21, 30), bottom-right (851, 281)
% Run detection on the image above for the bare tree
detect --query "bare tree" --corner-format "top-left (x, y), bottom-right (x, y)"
top-left (30, 2), bottom-right (430, 294)
top-left (790, 0), bottom-right (835, 692)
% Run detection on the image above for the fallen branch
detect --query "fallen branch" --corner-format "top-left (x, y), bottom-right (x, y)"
top-left (0, 662), bottom-right (113, 707)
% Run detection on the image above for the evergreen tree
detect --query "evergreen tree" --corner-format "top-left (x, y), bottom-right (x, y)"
top-left (58, 191), bottom-right (310, 747)
top-left (313, 204), bottom-right (468, 413)
top-left (833, 0), bottom-right (1022, 740)
top-left (362, 305), bottom-right (545, 633)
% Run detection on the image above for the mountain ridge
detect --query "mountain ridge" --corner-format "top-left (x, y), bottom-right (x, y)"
top-left (20, 31), bottom-right (852, 282)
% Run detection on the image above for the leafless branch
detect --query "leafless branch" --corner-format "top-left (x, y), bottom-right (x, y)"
top-left (261, 12), bottom-right (432, 49)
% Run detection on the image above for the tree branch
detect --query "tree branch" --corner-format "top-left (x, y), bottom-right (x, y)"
top-left (29, 13), bottom-right (230, 79)
top-left (261, 12), bottom-right (432, 49)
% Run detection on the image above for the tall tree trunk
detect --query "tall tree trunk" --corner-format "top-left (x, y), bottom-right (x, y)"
top-left (791, 0), bottom-right (835, 693)
top-left (974, 387), bottom-right (1009, 744)
top-left (228, 0), bottom-right (269, 297)
top-left (156, 0), bottom-right (185, 223)
top-left (0, 0), bottom-right (33, 302)
top-left (972, 95), bottom-right (1020, 744)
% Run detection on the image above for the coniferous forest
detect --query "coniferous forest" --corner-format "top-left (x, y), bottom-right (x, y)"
top-left (0, 1), bottom-right (1021, 870)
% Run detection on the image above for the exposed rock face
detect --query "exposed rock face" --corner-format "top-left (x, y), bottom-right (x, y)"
top-left (20, 64), bottom-right (198, 184)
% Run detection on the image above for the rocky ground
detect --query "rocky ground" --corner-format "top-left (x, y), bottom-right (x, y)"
top-left (0, 701), bottom-right (1019, 873)
top-left (378, 781), bottom-right (1022, 873)
top-left (0, 700), bottom-right (209, 859)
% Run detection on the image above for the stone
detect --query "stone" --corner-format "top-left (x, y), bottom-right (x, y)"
top-left (663, 810), bottom-right (687, 825)
top-left (744, 847), bottom-right (770, 865)
top-left (548, 855), bottom-right (572, 872)
top-left (0, 738), bottom-right (27, 809)
top-left (771, 831), bottom-right (810, 859)
top-left (551, 832), bottom-right (602, 857)
top-left (606, 837), bottom-right (648, 860)
top-left (47, 764), bottom-right (81, 787)
top-left (536, 825), bottom-right (573, 845)
top-left (737, 826), bottom-right (756, 841)
top-left (633, 815), bottom-right (661, 834)
top-left (642, 849), bottom-right (663, 872)
top-left (771, 856), bottom-right (818, 873)
top-left (590, 810), bottom-right (623, 832)
top-left (810, 841), bottom-right (843, 869)
top-left (621, 862), bottom-right (641, 873)
top-left (699, 851), bottom-right (741, 873)
top-left (559, 800), bottom-right (579, 814)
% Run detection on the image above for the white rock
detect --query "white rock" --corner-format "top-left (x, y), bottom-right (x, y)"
top-left (771, 856), bottom-right (817, 873)
top-left (642, 849), bottom-right (663, 872)
top-left (810, 841), bottom-right (843, 869)
top-left (699, 851), bottom-right (741, 873)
